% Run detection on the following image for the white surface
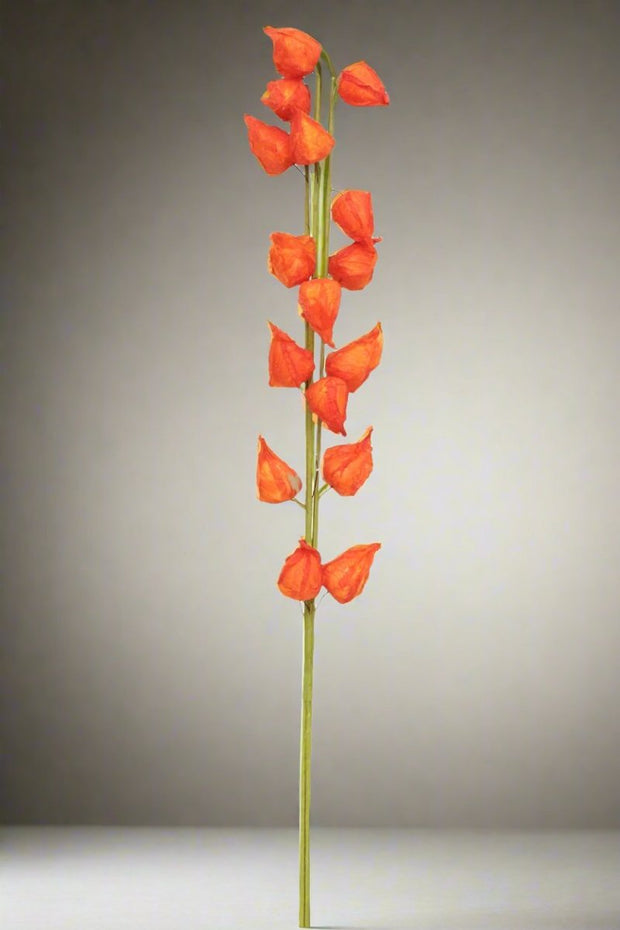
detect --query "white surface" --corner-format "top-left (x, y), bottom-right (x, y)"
top-left (2, 828), bottom-right (619, 930)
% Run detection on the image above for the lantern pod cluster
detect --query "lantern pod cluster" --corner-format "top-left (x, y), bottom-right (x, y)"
top-left (246, 26), bottom-right (389, 606)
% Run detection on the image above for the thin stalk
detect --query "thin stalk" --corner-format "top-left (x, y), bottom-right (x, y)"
top-left (304, 166), bottom-right (311, 238)
top-left (299, 64), bottom-right (321, 930)
top-left (298, 598), bottom-right (314, 928)
top-left (319, 340), bottom-right (326, 379)
top-left (312, 163), bottom-right (321, 262)
top-left (310, 74), bottom-right (336, 549)
top-left (299, 60), bottom-right (339, 930)
top-left (303, 367), bottom-right (315, 543)
top-left (312, 419), bottom-right (323, 545)
top-left (313, 60), bottom-right (323, 121)
top-left (302, 164), bottom-right (313, 540)
top-left (320, 48), bottom-right (337, 79)
top-left (325, 75), bottom-right (336, 228)
top-left (312, 63), bottom-right (322, 240)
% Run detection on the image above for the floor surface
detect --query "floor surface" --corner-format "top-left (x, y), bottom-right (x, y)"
top-left (2, 828), bottom-right (619, 929)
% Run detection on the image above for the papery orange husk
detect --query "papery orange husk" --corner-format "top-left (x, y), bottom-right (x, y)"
top-left (244, 115), bottom-right (293, 175)
top-left (290, 111), bottom-right (335, 165)
top-left (264, 26), bottom-right (322, 79)
top-left (325, 322), bottom-right (383, 392)
top-left (277, 538), bottom-right (323, 600)
top-left (322, 427), bottom-right (373, 496)
top-left (337, 61), bottom-right (390, 106)
top-left (321, 542), bottom-right (381, 604)
top-left (331, 190), bottom-right (375, 243)
top-left (268, 232), bottom-right (316, 287)
top-left (328, 240), bottom-right (378, 290)
top-left (297, 278), bottom-right (341, 347)
top-left (305, 376), bottom-right (348, 435)
top-left (261, 78), bottom-right (312, 121)
top-left (257, 436), bottom-right (302, 503)
top-left (268, 322), bottom-right (315, 387)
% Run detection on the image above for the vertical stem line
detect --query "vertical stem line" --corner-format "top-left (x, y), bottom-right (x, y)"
top-left (299, 61), bottom-right (323, 930)
top-left (312, 424), bottom-right (322, 547)
top-left (312, 63), bottom-right (322, 242)
top-left (310, 74), bottom-right (336, 551)
top-left (304, 166), bottom-right (310, 237)
top-left (298, 598), bottom-right (314, 928)
top-left (303, 372), bottom-right (315, 545)
top-left (299, 60), bottom-right (338, 930)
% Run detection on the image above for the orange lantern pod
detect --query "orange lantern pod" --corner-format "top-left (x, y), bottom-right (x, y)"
top-left (305, 376), bottom-right (349, 435)
top-left (325, 322), bottom-right (383, 392)
top-left (261, 78), bottom-right (312, 121)
top-left (322, 427), bottom-right (373, 496)
top-left (268, 232), bottom-right (316, 287)
top-left (337, 61), bottom-right (390, 107)
top-left (264, 26), bottom-right (322, 79)
top-left (328, 240), bottom-right (378, 290)
top-left (297, 278), bottom-right (341, 347)
top-left (257, 436), bottom-right (302, 503)
top-left (290, 110), bottom-right (335, 165)
top-left (267, 322), bottom-right (315, 387)
top-left (243, 115), bottom-right (293, 175)
top-left (331, 190), bottom-right (375, 243)
top-left (277, 538), bottom-right (323, 600)
top-left (321, 542), bottom-right (382, 604)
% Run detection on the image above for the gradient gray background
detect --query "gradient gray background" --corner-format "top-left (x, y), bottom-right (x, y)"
top-left (2, 0), bottom-right (619, 829)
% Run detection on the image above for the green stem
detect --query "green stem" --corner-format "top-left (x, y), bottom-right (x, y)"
top-left (298, 598), bottom-right (314, 928)
top-left (304, 166), bottom-right (310, 238)
top-left (312, 63), bottom-right (322, 241)
top-left (299, 60), bottom-right (338, 930)
top-left (299, 71), bottom-right (318, 929)
top-left (304, 321), bottom-right (315, 545)
top-left (319, 340), bottom-right (326, 379)
top-left (312, 419), bottom-right (322, 545)
top-left (314, 60), bottom-right (322, 121)
top-left (303, 163), bottom-right (313, 539)
top-left (320, 48), bottom-right (337, 78)
top-left (326, 74), bottom-right (336, 214)
top-left (310, 75), bottom-right (336, 548)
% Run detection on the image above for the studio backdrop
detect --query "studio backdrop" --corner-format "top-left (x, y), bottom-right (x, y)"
top-left (2, 0), bottom-right (619, 828)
